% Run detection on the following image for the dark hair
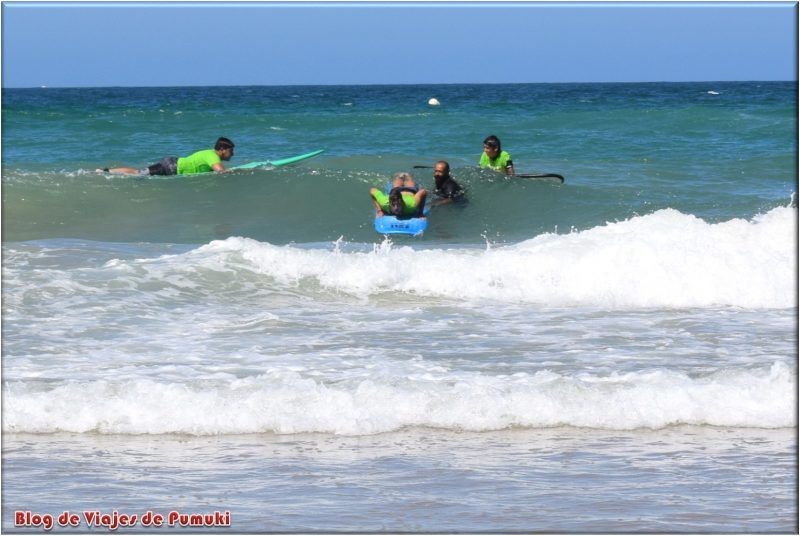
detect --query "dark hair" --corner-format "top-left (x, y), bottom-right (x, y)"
top-left (435, 160), bottom-right (450, 173)
top-left (389, 188), bottom-right (405, 216)
top-left (215, 137), bottom-right (235, 151)
top-left (483, 135), bottom-right (501, 150)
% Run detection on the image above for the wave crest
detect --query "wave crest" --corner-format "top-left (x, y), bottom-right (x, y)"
top-left (4, 362), bottom-right (793, 435)
top-left (123, 206), bottom-right (797, 309)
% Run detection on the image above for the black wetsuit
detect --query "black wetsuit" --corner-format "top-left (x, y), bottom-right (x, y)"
top-left (434, 176), bottom-right (463, 199)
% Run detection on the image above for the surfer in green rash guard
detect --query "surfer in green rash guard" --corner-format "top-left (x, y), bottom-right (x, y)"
top-left (370, 172), bottom-right (428, 217)
top-left (479, 135), bottom-right (515, 175)
top-left (97, 137), bottom-right (235, 176)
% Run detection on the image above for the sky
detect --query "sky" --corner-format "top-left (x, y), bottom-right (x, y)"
top-left (1, 1), bottom-right (797, 87)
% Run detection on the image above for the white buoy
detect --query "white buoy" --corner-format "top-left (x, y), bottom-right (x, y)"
top-left (428, 98), bottom-right (441, 106)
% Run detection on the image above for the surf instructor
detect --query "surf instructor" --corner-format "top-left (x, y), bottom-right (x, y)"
top-left (98, 137), bottom-right (235, 176)
top-left (431, 160), bottom-right (464, 206)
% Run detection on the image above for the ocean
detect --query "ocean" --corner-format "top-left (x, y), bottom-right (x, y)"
top-left (2, 82), bottom-right (797, 532)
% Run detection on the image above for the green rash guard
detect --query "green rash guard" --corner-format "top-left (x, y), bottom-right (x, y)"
top-left (372, 190), bottom-right (419, 216)
top-left (176, 149), bottom-right (221, 175)
top-left (479, 150), bottom-right (513, 172)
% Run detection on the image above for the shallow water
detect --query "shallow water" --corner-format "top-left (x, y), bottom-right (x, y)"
top-left (3, 427), bottom-right (796, 533)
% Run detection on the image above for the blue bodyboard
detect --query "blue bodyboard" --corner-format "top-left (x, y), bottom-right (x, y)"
top-left (374, 182), bottom-right (430, 236)
top-left (374, 211), bottom-right (429, 236)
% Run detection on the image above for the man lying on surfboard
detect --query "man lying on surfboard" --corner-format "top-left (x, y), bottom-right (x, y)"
top-left (97, 137), bottom-right (235, 176)
top-left (370, 172), bottom-right (428, 218)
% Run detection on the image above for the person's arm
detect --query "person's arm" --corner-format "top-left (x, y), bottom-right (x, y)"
top-left (208, 151), bottom-right (228, 173)
top-left (414, 188), bottom-right (427, 217)
top-left (370, 188), bottom-right (385, 216)
top-left (432, 183), bottom-right (459, 206)
top-left (505, 156), bottom-right (515, 176)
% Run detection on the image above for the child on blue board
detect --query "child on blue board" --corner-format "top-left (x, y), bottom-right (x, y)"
top-left (370, 172), bottom-right (428, 218)
top-left (479, 135), bottom-right (515, 175)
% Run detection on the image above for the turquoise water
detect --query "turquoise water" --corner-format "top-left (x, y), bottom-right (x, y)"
top-left (2, 82), bottom-right (797, 532)
top-left (2, 82), bottom-right (794, 244)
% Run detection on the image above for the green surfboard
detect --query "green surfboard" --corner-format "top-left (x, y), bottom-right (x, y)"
top-left (230, 149), bottom-right (325, 171)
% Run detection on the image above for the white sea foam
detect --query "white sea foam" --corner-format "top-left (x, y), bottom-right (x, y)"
top-left (134, 206), bottom-right (795, 309)
top-left (4, 361), bottom-right (793, 435)
top-left (4, 207), bottom-right (794, 438)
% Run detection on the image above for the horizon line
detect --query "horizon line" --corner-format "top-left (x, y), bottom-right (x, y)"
top-left (3, 79), bottom-right (796, 90)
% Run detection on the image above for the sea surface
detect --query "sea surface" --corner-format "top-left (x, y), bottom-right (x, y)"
top-left (2, 82), bottom-right (797, 532)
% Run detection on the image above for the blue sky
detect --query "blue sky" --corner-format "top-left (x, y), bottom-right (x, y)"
top-left (2, 2), bottom-right (796, 87)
